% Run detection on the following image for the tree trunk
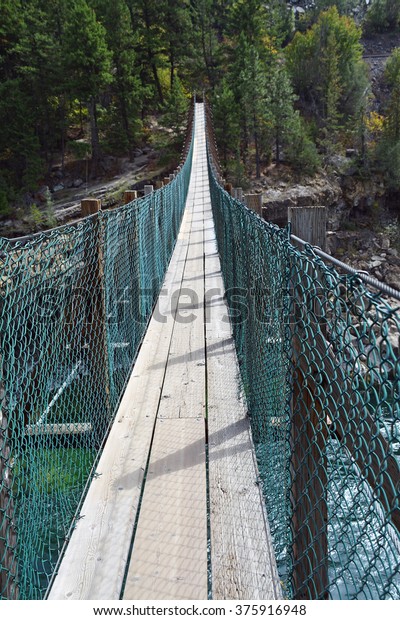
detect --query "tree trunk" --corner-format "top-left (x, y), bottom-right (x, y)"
top-left (0, 385), bottom-right (18, 599)
top-left (120, 93), bottom-right (134, 162)
top-left (276, 131), bottom-right (280, 166)
top-left (143, 4), bottom-right (163, 104)
top-left (170, 45), bottom-right (175, 89)
top-left (151, 61), bottom-right (164, 105)
top-left (89, 97), bottom-right (100, 180)
top-left (201, 21), bottom-right (213, 87)
top-left (254, 124), bottom-right (260, 179)
top-left (60, 96), bottom-right (66, 173)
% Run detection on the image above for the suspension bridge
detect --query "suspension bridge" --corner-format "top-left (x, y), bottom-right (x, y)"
top-left (0, 101), bottom-right (399, 601)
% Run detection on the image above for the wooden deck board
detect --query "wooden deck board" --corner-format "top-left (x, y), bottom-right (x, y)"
top-left (158, 183), bottom-right (206, 420)
top-left (207, 335), bottom-right (282, 599)
top-left (122, 418), bottom-right (208, 600)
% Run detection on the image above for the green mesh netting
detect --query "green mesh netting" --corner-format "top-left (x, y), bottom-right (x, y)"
top-left (207, 120), bottom-right (400, 600)
top-left (0, 120), bottom-right (194, 600)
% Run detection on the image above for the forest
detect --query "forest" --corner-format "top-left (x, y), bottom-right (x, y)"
top-left (1, 0), bottom-right (400, 227)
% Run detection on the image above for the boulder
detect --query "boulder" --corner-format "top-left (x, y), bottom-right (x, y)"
top-left (36, 185), bottom-right (50, 203)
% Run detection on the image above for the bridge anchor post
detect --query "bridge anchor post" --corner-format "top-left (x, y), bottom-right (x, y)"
top-left (290, 282), bottom-right (329, 599)
top-left (80, 198), bottom-right (112, 443)
top-left (0, 386), bottom-right (19, 599)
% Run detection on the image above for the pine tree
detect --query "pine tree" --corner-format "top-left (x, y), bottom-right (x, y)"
top-left (384, 48), bottom-right (400, 142)
top-left (285, 8), bottom-right (367, 125)
top-left (162, 1), bottom-right (192, 89)
top-left (212, 79), bottom-right (240, 170)
top-left (62, 0), bottom-right (112, 177)
top-left (124, 0), bottom-right (166, 105)
top-left (266, 64), bottom-right (297, 165)
top-left (319, 31), bottom-right (342, 156)
top-left (231, 35), bottom-right (267, 177)
top-left (228, 0), bottom-right (268, 50)
top-left (162, 77), bottom-right (189, 139)
top-left (364, 0), bottom-right (400, 33)
top-left (376, 49), bottom-right (400, 189)
top-left (90, 0), bottom-right (145, 159)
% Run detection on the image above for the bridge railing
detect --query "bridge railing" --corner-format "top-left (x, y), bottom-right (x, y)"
top-left (206, 103), bottom-right (400, 600)
top-left (0, 101), bottom-right (195, 600)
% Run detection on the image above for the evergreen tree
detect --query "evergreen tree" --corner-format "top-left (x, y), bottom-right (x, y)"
top-left (62, 0), bottom-right (112, 177)
top-left (265, 0), bottom-right (295, 45)
top-left (90, 0), bottom-right (145, 159)
top-left (162, 1), bottom-right (192, 89)
top-left (266, 64), bottom-right (297, 165)
top-left (228, 0), bottom-right (268, 50)
top-left (319, 32), bottom-right (342, 155)
top-left (376, 49), bottom-right (400, 189)
top-left (364, 0), bottom-right (400, 33)
top-left (16, 0), bottom-right (65, 169)
top-left (124, 0), bottom-right (166, 104)
top-left (191, 0), bottom-right (220, 89)
top-left (212, 79), bottom-right (240, 170)
top-left (383, 48), bottom-right (400, 141)
top-left (285, 114), bottom-right (320, 175)
top-left (162, 77), bottom-right (189, 139)
top-left (232, 36), bottom-right (267, 177)
top-left (286, 8), bottom-right (368, 136)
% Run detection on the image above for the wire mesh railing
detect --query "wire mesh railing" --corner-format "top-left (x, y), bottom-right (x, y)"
top-left (0, 103), bottom-right (194, 600)
top-left (206, 104), bottom-right (400, 600)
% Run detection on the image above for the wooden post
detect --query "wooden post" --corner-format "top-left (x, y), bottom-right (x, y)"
top-left (169, 173), bottom-right (175, 183)
top-left (224, 182), bottom-right (233, 196)
top-left (288, 206), bottom-right (326, 251)
top-left (81, 198), bottom-right (101, 217)
top-left (155, 181), bottom-right (164, 190)
top-left (163, 177), bottom-right (170, 186)
top-left (144, 185), bottom-right (154, 196)
top-left (244, 194), bottom-right (262, 216)
top-left (290, 261), bottom-right (329, 599)
top-left (236, 188), bottom-right (243, 202)
top-left (0, 383), bottom-right (18, 599)
top-left (124, 190), bottom-right (137, 204)
top-left (290, 361), bottom-right (329, 599)
top-left (80, 198), bottom-right (111, 444)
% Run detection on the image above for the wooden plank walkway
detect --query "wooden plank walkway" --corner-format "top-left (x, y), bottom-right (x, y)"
top-left (48, 103), bottom-right (281, 601)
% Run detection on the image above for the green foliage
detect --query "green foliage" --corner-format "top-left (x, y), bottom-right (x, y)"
top-left (228, 0), bottom-right (267, 45)
top-left (265, 65), bottom-right (297, 165)
top-left (230, 34), bottom-right (269, 176)
top-left (227, 149), bottom-right (249, 188)
top-left (162, 77), bottom-right (189, 138)
top-left (62, 1), bottom-right (112, 101)
top-left (313, 0), bottom-right (359, 17)
top-left (0, 0), bottom-right (389, 202)
top-left (265, 0), bottom-right (295, 45)
top-left (91, 0), bottom-right (146, 157)
top-left (375, 49), bottom-right (400, 189)
top-left (364, 0), bottom-right (400, 33)
top-left (0, 190), bottom-right (11, 217)
top-left (286, 8), bottom-right (368, 124)
top-left (29, 203), bottom-right (44, 230)
top-left (212, 79), bottom-right (240, 169)
top-left (285, 114), bottom-right (321, 175)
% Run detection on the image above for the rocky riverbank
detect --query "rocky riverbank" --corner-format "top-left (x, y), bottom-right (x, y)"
top-left (251, 164), bottom-right (400, 292)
